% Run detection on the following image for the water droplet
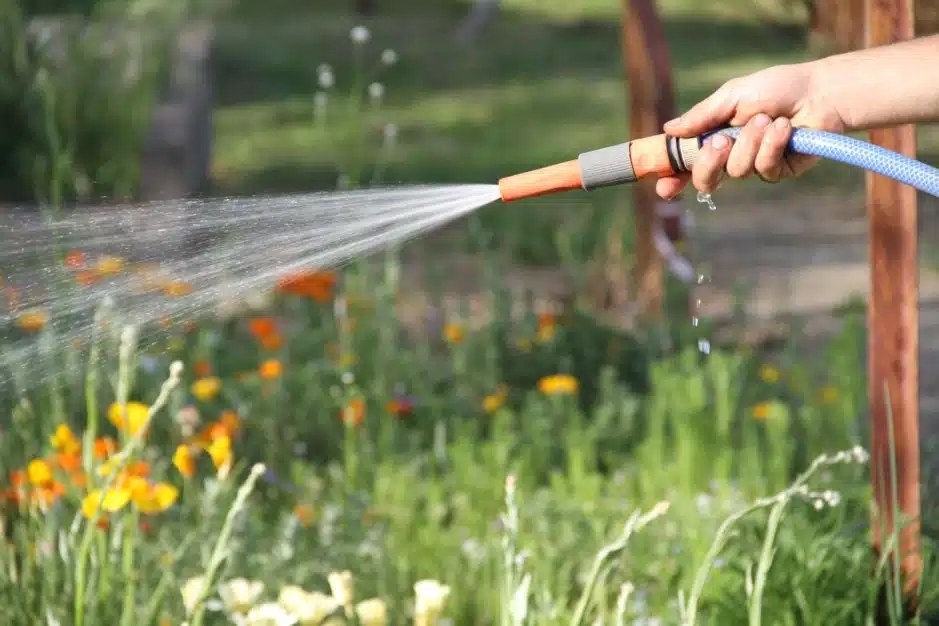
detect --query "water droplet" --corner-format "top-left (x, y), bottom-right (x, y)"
top-left (696, 191), bottom-right (717, 211)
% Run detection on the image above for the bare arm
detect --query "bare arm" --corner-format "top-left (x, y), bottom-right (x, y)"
top-left (810, 33), bottom-right (939, 131)
top-left (656, 33), bottom-right (939, 198)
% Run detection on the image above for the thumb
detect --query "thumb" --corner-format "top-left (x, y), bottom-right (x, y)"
top-left (664, 86), bottom-right (738, 137)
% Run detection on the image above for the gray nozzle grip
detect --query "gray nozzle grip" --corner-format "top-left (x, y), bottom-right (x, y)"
top-left (672, 136), bottom-right (703, 172)
top-left (578, 143), bottom-right (635, 191)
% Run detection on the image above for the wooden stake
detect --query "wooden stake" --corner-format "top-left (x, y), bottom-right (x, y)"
top-left (865, 0), bottom-right (921, 613)
top-left (620, 0), bottom-right (677, 319)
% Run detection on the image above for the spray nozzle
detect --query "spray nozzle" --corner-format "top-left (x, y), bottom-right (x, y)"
top-left (498, 133), bottom-right (706, 202)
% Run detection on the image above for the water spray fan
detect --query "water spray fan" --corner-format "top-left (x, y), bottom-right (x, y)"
top-left (497, 126), bottom-right (939, 201)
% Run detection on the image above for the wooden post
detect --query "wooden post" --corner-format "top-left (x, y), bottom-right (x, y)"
top-left (865, 0), bottom-right (921, 614)
top-left (620, 0), bottom-right (677, 319)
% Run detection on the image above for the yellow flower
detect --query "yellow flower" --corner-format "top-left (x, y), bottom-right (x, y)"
top-left (133, 482), bottom-right (179, 515)
top-left (538, 374), bottom-right (579, 396)
top-left (191, 376), bottom-right (222, 401)
top-left (355, 598), bottom-right (388, 626)
top-left (163, 280), bottom-right (193, 297)
top-left (443, 323), bottom-right (464, 345)
top-left (414, 579), bottom-right (451, 626)
top-left (482, 385), bottom-right (507, 414)
top-left (96, 255), bottom-right (124, 276)
top-left (536, 313), bottom-right (556, 343)
top-left (108, 402), bottom-right (150, 436)
top-left (259, 359), bottom-right (283, 379)
top-left (81, 487), bottom-right (133, 518)
top-left (173, 444), bottom-right (197, 478)
top-left (751, 402), bottom-right (773, 421)
top-left (206, 435), bottom-right (233, 474)
top-left (759, 364), bottom-right (780, 384)
top-left (819, 385), bottom-right (839, 405)
top-left (328, 570), bottom-right (354, 607)
top-left (17, 310), bottom-right (48, 332)
top-left (50, 424), bottom-right (80, 454)
top-left (27, 459), bottom-right (53, 486)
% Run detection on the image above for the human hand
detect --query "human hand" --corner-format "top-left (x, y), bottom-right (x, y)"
top-left (656, 63), bottom-right (847, 199)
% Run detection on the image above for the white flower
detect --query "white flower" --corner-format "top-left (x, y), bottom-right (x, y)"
top-left (279, 586), bottom-right (340, 625)
top-left (240, 602), bottom-right (298, 626)
top-left (382, 123), bottom-right (397, 144)
top-left (327, 571), bottom-right (354, 607)
top-left (380, 48), bottom-right (397, 66)
top-left (350, 25), bottom-right (370, 44)
top-left (219, 578), bottom-right (265, 614)
top-left (318, 68), bottom-right (335, 89)
top-left (368, 82), bottom-right (384, 102)
top-left (414, 580), bottom-right (451, 626)
top-left (181, 576), bottom-right (207, 614)
top-left (355, 598), bottom-right (387, 626)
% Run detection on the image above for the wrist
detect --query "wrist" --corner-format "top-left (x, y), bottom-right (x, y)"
top-left (801, 57), bottom-right (854, 132)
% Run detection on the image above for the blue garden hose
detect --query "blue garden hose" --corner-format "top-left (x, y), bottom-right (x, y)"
top-left (704, 127), bottom-right (939, 198)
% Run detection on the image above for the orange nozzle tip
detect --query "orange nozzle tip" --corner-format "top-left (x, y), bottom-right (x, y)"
top-left (498, 160), bottom-right (583, 202)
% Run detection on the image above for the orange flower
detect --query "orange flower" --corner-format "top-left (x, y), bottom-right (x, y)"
top-left (751, 402), bottom-right (773, 421)
top-left (385, 398), bottom-right (414, 416)
top-left (93, 437), bottom-right (117, 459)
top-left (294, 503), bottom-right (315, 527)
top-left (249, 317), bottom-right (278, 339)
top-left (163, 280), bottom-right (193, 298)
top-left (55, 452), bottom-right (82, 472)
top-left (193, 360), bottom-right (212, 377)
top-left (17, 310), bottom-right (48, 332)
top-left (197, 421), bottom-right (229, 444)
top-left (65, 250), bottom-right (85, 269)
top-left (75, 270), bottom-right (97, 287)
top-left (31, 481), bottom-right (65, 507)
top-left (276, 270), bottom-right (336, 302)
top-left (220, 411), bottom-right (241, 437)
top-left (443, 323), bottom-right (464, 345)
top-left (260, 333), bottom-right (284, 351)
top-left (340, 398), bottom-right (365, 427)
top-left (259, 359), bottom-right (283, 379)
top-left (536, 313), bottom-right (557, 342)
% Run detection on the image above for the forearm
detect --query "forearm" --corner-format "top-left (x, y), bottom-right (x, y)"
top-left (807, 34), bottom-right (939, 131)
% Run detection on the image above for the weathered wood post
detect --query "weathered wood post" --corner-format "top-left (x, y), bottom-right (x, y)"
top-left (864, 0), bottom-right (921, 615)
top-left (620, 0), bottom-right (679, 319)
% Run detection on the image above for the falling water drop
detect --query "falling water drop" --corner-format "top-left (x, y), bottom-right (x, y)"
top-left (697, 191), bottom-right (717, 211)
top-left (693, 193), bottom-right (717, 355)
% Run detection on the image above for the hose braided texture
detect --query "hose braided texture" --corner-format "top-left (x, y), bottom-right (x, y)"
top-left (704, 127), bottom-right (939, 199)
